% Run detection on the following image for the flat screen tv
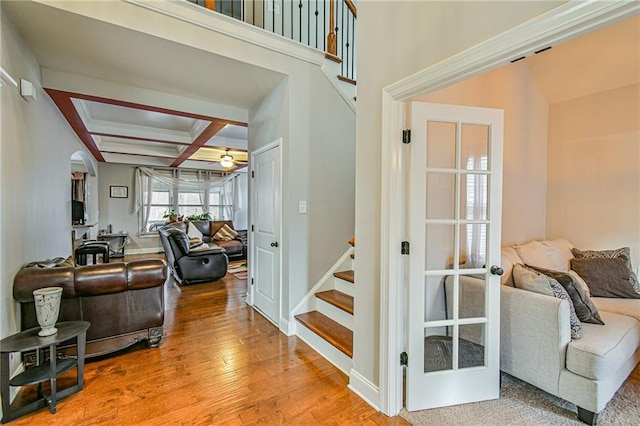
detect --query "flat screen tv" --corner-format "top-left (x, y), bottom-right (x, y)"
top-left (72, 200), bottom-right (84, 224)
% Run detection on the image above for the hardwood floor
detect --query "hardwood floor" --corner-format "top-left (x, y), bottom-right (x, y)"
top-left (10, 254), bottom-right (408, 425)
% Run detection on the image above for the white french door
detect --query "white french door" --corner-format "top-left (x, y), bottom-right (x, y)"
top-left (406, 102), bottom-right (504, 410)
top-left (250, 141), bottom-right (281, 325)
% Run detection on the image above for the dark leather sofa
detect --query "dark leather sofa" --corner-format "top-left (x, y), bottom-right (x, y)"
top-left (13, 259), bottom-right (167, 358)
top-left (158, 225), bottom-right (228, 284)
top-left (191, 220), bottom-right (247, 259)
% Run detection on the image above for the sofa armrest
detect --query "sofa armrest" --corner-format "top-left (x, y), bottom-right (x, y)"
top-left (501, 285), bottom-right (572, 395)
top-left (188, 247), bottom-right (226, 257)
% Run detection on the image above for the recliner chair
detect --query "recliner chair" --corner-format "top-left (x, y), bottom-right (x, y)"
top-left (158, 225), bottom-right (228, 285)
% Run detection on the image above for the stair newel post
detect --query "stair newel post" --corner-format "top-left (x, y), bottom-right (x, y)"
top-left (327, 0), bottom-right (337, 55)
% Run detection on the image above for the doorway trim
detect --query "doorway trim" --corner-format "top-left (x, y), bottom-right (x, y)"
top-left (378, 0), bottom-right (640, 416)
top-left (248, 138), bottom-right (283, 330)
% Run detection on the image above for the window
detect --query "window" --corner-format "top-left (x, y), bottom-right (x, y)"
top-left (135, 168), bottom-right (236, 234)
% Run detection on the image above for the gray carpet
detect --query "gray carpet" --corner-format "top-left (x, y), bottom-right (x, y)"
top-left (400, 364), bottom-right (640, 425)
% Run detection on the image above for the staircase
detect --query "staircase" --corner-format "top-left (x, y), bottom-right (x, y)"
top-left (294, 238), bottom-right (355, 373)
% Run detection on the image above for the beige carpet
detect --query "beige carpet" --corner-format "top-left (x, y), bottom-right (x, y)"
top-left (401, 365), bottom-right (640, 425)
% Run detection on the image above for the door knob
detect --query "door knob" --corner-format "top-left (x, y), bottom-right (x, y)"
top-left (271, 242), bottom-right (279, 248)
top-left (490, 265), bottom-right (504, 276)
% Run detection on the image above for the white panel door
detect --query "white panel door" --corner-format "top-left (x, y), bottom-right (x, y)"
top-left (251, 143), bottom-right (281, 325)
top-left (406, 102), bottom-right (504, 411)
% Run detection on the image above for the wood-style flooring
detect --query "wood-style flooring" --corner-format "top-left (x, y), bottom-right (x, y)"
top-left (9, 254), bottom-right (408, 425)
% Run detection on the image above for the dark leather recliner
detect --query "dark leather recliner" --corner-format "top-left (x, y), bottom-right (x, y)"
top-left (158, 225), bottom-right (228, 285)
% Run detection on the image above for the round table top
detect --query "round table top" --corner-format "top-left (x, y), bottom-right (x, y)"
top-left (0, 321), bottom-right (90, 353)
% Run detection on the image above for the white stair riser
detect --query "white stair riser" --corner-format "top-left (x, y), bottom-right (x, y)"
top-left (295, 321), bottom-right (352, 374)
top-left (316, 299), bottom-right (353, 330)
top-left (335, 278), bottom-right (354, 297)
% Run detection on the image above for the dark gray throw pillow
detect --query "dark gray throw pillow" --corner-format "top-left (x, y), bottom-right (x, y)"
top-left (527, 265), bottom-right (604, 325)
top-left (570, 257), bottom-right (640, 299)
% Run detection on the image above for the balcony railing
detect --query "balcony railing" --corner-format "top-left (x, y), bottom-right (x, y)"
top-left (188, 0), bottom-right (356, 81)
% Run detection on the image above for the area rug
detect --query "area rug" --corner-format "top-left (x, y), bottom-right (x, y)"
top-left (400, 364), bottom-right (640, 425)
top-left (228, 260), bottom-right (248, 280)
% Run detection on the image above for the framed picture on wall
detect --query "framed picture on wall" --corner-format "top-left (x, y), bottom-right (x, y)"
top-left (110, 186), bottom-right (128, 198)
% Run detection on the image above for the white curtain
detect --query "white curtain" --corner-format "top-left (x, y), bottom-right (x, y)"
top-left (465, 156), bottom-right (488, 268)
top-left (132, 167), bottom-right (238, 231)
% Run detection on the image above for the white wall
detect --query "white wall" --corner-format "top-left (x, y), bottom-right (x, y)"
top-left (1, 8), bottom-right (93, 410)
top-left (355, 0), bottom-right (564, 403)
top-left (546, 84), bottom-right (640, 269)
top-left (419, 61), bottom-right (550, 246)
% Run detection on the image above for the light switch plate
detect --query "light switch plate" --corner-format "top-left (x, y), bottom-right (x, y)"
top-left (299, 201), bottom-right (307, 214)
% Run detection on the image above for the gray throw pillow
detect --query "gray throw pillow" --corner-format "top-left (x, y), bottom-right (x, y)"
top-left (527, 265), bottom-right (604, 325)
top-left (513, 264), bottom-right (583, 339)
top-left (571, 247), bottom-right (640, 294)
top-left (570, 257), bottom-right (640, 299)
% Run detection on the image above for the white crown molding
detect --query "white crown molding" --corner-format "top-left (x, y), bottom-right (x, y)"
top-left (124, 0), bottom-right (325, 66)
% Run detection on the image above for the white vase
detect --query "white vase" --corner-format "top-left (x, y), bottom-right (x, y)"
top-left (33, 287), bottom-right (63, 337)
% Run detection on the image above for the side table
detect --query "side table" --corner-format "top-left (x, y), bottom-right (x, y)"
top-left (98, 232), bottom-right (129, 258)
top-left (0, 321), bottom-right (90, 423)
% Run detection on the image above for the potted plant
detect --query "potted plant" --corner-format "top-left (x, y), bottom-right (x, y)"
top-left (163, 209), bottom-right (179, 222)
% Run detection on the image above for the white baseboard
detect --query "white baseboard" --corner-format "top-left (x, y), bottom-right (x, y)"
top-left (348, 368), bottom-right (380, 410)
top-left (279, 316), bottom-right (294, 336)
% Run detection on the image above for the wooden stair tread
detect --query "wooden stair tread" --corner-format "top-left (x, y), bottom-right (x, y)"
top-left (337, 75), bottom-right (357, 85)
top-left (334, 270), bottom-right (354, 283)
top-left (325, 52), bottom-right (343, 64)
top-left (348, 236), bottom-right (355, 247)
top-left (295, 311), bottom-right (353, 357)
top-left (350, 253), bottom-right (354, 259)
top-left (316, 290), bottom-right (354, 315)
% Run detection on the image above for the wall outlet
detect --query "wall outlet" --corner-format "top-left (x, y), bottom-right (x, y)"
top-left (298, 201), bottom-right (307, 214)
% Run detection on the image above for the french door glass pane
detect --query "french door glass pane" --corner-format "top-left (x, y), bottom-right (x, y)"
top-left (459, 323), bottom-right (486, 369)
top-left (426, 173), bottom-right (456, 219)
top-left (426, 121), bottom-right (456, 169)
top-left (424, 275), bottom-right (448, 322)
top-left (461, 124), bottom-right (489, 171)
top-left (425, 225), bottom-right (455, 270)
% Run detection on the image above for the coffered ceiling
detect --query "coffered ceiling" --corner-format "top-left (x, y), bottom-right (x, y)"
top-left (46, 89), bottom-right (249, 171)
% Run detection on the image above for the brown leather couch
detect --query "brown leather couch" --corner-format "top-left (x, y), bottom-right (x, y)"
top-left (191, 220), bottom-right (247, 259)
top-left (13, 259), bottom-right (167, 358)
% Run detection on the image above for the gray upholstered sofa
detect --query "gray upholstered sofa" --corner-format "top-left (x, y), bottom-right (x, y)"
top-left (452, 239), bottom-right (640, 425)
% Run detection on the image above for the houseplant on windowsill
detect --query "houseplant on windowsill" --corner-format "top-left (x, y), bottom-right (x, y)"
top-left (163, 209), bottom-right (183, 223)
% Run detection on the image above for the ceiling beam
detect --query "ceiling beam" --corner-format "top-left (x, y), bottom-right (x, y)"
top-left (45, 88), bottom-right (105, 161)
top-left (170, 121), bottom-right (228, 168)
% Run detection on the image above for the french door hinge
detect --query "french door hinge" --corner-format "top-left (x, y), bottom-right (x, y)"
top-left (402, 129), bottom-right (411, 144)
top-left (251, 224), bottom-right (254, 232)
top-left (401, 241), bottom-right (410, 255)
top-left (251, 278), bottom-right (254, 286)
top-left (400, 351), bottom-right (408, 366)
top-left (251, 171), bottom-right (255, 178)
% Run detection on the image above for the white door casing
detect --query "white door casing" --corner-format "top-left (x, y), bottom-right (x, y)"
top-left (406, 102), bottom-right (503, 410)
top-left (250, 140), bottom-right (282, 326)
